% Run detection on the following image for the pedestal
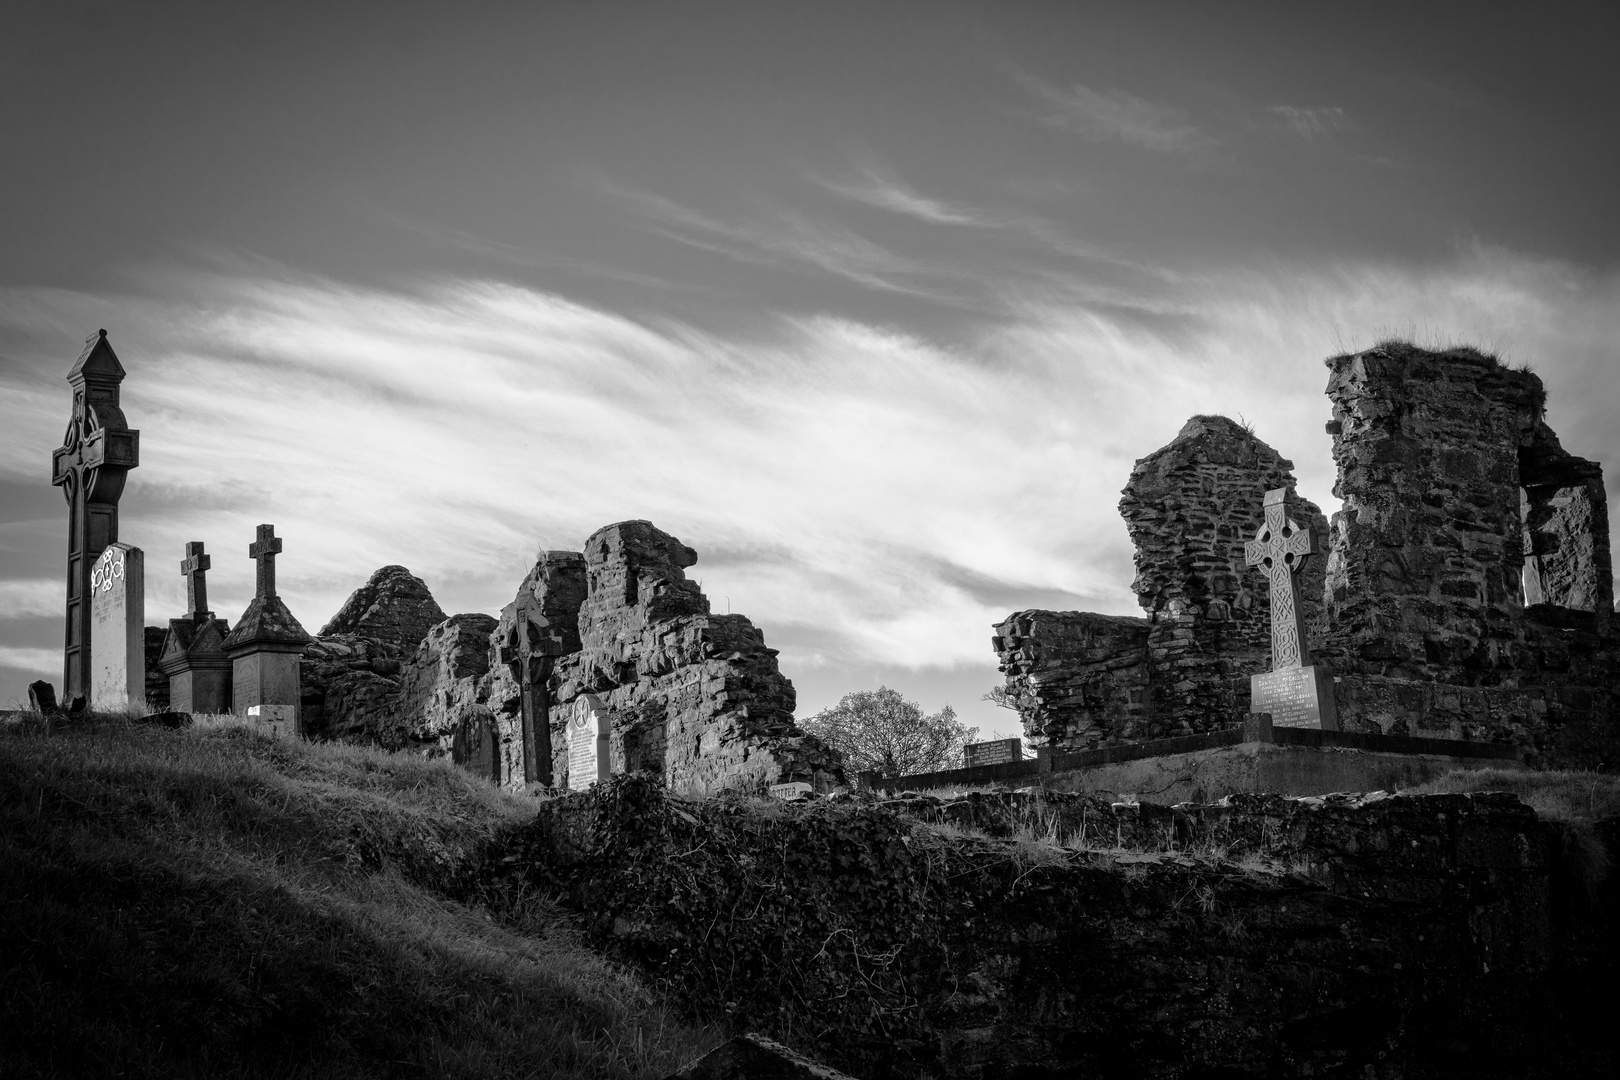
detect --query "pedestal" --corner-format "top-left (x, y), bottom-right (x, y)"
top-left (1250, 664), bottom-right (1339, 731)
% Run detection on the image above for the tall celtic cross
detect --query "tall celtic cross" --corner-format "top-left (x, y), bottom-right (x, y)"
top-left (182, 541), bottom-right (212, 618)
top-left (50, 330), bottom-right (140, 705)
top-left (250, 525), bottom-right (283, 598)
top-left (1244, 487), bottom-right (1314, 669)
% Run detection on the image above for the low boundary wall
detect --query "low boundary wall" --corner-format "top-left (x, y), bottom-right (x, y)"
top-left (859, 717), bottom-right (1522, 801)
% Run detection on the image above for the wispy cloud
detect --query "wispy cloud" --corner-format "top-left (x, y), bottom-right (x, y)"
top-left (605, 182), bottom-right (957, 300)
top-left (1269, 105), bottom-right (1349, 140)
top-left (815, 166), bottom-right (992, 227)
top-left (0, 578), bottom-right (61, 619)
top-left (1017, 73), bottom-right (1212, 153)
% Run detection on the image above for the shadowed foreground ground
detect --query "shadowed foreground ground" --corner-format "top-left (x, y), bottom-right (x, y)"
top-left (0, 713), bottom-right (721, 1080)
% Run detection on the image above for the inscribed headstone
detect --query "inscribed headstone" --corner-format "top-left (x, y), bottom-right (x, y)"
top-left (1245, 488), bottom-right (1338, 730)
top-left (89, 542), bottom-right (145, 711)
top-left (768, 781), bottom-right (812, 801)
top-left (567, 694), bottom-right (611, 791)
top-left (964, 738), bottom-right (1023, 768)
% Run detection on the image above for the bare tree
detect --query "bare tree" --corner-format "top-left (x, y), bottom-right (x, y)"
top-left (801, 686), bottom-right (978, 777)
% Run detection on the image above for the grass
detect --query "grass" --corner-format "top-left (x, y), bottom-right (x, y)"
top-left (0, 711), bottom-right (723, 1079)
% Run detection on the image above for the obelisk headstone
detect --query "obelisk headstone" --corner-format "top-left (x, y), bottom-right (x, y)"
top-left (159, 541), bottom-right (234, 714)
top-left (87, 542), bottom-right (146, 710)
top-left (567, 694), bottom-right (611, 791)
top-left (1246, 487), bottom-right (1338, 730)
top-left (222, 525), bottom-right (311, 737)
top-left (51, 330), bottom-right (140, 709)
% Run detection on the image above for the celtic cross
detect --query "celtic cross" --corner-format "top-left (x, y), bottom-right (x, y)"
top-left (182, 541), bottom-right (212, 618)
top-left (249, 525), bottom-right (283, 598)
top-left (1244, 487), bottom-right (1314, 669)
top-left (50, 330), bottom-right (139, 704)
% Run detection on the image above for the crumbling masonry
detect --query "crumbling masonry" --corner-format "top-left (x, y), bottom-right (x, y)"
top-left (996, 345), bottom-right (1617, 766)
top-left (299, 522), bottom-right (842, 794)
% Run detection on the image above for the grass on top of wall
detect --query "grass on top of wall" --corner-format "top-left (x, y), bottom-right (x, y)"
top-left (0, 710), bottom-right (722, 1080)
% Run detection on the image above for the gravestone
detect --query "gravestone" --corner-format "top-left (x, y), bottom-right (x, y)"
top-left (51, 330), bottom-right (140, 708)
top-left (222, 525), bottom-right (311, 733)
top-left (88, 542), bottom-right (145, 710)
top-left (767, 781), bottom-right (812, 801)
top-left (964, 737), bottom-right (1023, 768)
top-left (1245, 487), bottom-right (1338, 730)
top-left (159, 541), bottom-right (234, 714)
top-left (567, 693), bottom-right (611, 791)
top-left (27, 681), bottom-right (57, 714)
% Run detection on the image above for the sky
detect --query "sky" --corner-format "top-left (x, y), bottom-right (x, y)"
top-left (2, 1), bottom-right (1617, 738)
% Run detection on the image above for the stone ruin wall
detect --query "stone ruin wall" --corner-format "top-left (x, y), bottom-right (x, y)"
top-left (1321, 344), bottom-right (1616, 762)
top-left (995, 345), bottom-right (1618, 767)
top-left (296, 524), bottom-right (843, 795)
top-left (995, 415), bottom-right (1326, 747)
top-left (543, 521), bottom-right (843, 795)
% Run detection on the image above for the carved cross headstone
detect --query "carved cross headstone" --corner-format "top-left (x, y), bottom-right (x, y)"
top-left (89, 542), bottom-right (145, 710)
top-left (1244, 488), bottom-right (1314, 669)
top-left (250, 525), bottom-right (282, 598)
top-left (222, 524), bottom-right (310, 735)
top-left (182, 541), bottom-right (212, 618)
top-left (51, 330), bottom-right (140, 707)
top-left (567, 694), bottom-right (611, 791)
top-left (161, 540), bottom-right (233, 715)
top-left (1245, 487), bottom-right (1338, 730)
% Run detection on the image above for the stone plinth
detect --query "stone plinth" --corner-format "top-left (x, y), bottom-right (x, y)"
top-left (223, 526), bottom-right (311, 732)
top-left (1251, 664), bottom-right (1339, 730)
top-left (159, 617), bottom-right (233, 714)
top-left (89, 543), bottom-right (145, 711)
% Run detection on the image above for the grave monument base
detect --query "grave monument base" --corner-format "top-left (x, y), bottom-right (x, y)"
top-left (1251, 664), bottom-right (1339, 731)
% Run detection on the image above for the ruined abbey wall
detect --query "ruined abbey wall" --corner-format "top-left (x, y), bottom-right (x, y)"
top-left (995, 346), bottom-right (1617, 766)
top-left (543, 521), bottom-right (842, 794)
top-left (995, 416), bottom-right (1326, 747)
top-left (294, 524), bottom-right (841, 793)
top-left (1321, 344), bottom-right (1617, 762)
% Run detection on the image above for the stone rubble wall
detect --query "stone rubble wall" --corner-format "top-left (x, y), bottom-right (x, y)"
top-left (545, 521), bottom-right (844, 794)
top-left (506, 775), bottom-right (1612, 1079)
top-left (995, 416), bottom-right (1325, 748)
top-left (991, 611), bottom-right (1149, 746)
top-left (297, 527), bottom-right (843, 794)
top-left (393, 613), bottom-right (497, 754)
top-left (1120, 414), bottom-right (1328, 735)
top-left (1322, 343), bottom-right (1618, 763)
top-left (317, 564), bottom-right (448, 652)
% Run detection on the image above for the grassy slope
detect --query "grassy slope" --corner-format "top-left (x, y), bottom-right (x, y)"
top-left (0, 714), bottom-right (721, 1080)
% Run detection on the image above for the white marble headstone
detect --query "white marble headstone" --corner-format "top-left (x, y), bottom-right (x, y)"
top-left (768, 781), bottom-right (813, 801)
top-left (89, 543), bottom-right (144, 711)
top-left (567, 694), bottom-right (611, 792)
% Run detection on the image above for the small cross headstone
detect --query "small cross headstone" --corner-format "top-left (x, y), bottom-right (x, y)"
top-left (222, 524), bottom-right (311, 734)
top-left (182, 541), bottom-right (212, 617)
top-left (1245, 488), bottom-right (1338, 730)
top-left (250, 524), bottom-right (283, 597)
top-left (89, 542), bottom-right (146, 711)
top-left (160, 540), bottom-right (233, 715)
top-left (567, 694), bottom-right (611, 791)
